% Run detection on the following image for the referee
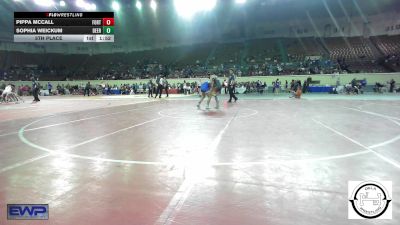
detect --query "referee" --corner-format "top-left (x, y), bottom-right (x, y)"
top-left (154, 75), bottom-right (164, 98)
top-left (32, 77), bottom-right (40, 103)
top-left (227, 72), bottom-right (238, 103)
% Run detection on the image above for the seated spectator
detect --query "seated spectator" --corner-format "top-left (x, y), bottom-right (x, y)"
top-left (373, 82), bottom-right (385, 93)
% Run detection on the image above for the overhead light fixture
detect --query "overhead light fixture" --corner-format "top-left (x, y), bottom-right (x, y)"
top-left (150, 0), bottom-right (157, 11)
top-left (34, 0), bottom-right (55, 7)
top-left (76, 0), bottom-right (96, 10)
top-left (112, 1), bottom-right (121, 11)
top-left (174, 0), bottom-right (216, 19)
top-left (136, 0), bottom-right (142, 10)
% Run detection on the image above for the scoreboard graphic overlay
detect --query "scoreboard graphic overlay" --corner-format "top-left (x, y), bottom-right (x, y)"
top-left (14, 12), bottom-right (114, 42)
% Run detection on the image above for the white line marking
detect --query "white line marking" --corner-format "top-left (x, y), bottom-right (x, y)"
top-left (29, 105), bottom-right (155, 131)
top-left (158, 110), bottom-right (223, 120)
top-left (344, 106), bottom-right (400, 121)
top-left (158, 108), bottom-right (258, 120)
top-left (0, 99), bottom-right (151, 117)
top-left (369, 134), bottom-right (400, 149)
top-left (357, 102), bottom-right (376, 110)
top-left (236, 109), bottom-right (259, 118)
top-left (10, 102), bottom-right (392, 176)
top-left (19, 117), bottom-right (164, 162)
top-left (11, 108), bottom-right (49, 113)
top-left (343, 106), bottom-right (400, 148)
top-left (43, 98), bottom-right (152, 101)
top-left (212, 150), bottom-right (371, 166)
top-left (0, 154), bottom-right (51, 174)
top-left (209, 115), bottom-right (236, 151)
top-left (65, 117), bottom-right (163, 150)
top-left (3, 116), bottom-right (166, 174)
top-left (313, 119), bottom-right (400, 169)
top-left (0, 105), bottom-right (156, 138)
top-left (14, 109), bottom-right (377, 171)
top-left (154, 113), bottom-right (237, 225)
top-left (154, 177), bottom-right (195, 225)
top-left (0, 106), bottom-right (35, 110)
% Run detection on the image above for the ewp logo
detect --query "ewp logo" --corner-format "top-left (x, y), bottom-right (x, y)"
top-left (7, 204), bottom-right (49, 220)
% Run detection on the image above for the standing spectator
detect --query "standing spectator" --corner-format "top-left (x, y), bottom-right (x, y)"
top-left (223, 79), bottom-right (228, 94)
top-left (164, 77), bottom-right (169, 97)
top-left (389, 79), bottom-right (395, 93)
top-left (106, 84), bottom-right (111, 95)
top-left (84, 81), bottom-right (91, 96)
top-left (153, 81), bottom-right (157, 95)
top-left (47, 82), bottom-right (52, 96)
top-left (274, 79), bottom-right (281, 94)
top-left (272, 81), bottom-right (276, 93)
top-left (148, 79), bottom-right (154, 98)
top-left (302, 80), bottom-right (308, 93)
top-left (285, 80), bottom-right (288, 92)
top-left (263, 82), bottom-right (268, 94)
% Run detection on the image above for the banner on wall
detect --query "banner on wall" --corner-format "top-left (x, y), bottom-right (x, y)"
top-left (305, 56), bottom-right (322, 60)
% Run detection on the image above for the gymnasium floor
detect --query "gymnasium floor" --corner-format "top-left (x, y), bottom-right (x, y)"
top-left (0, 93), bottom-right (399, 225)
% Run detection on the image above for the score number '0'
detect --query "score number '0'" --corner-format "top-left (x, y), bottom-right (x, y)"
top-left (102, 18), bottom-right (114, 26)
top-left (103, 27), bottom-right (114, 34)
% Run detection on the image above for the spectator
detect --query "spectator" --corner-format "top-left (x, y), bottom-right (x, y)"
top-left (389, 79), bottom-right (396, 93)
top-left (47, 82), bottom-right (52, 95)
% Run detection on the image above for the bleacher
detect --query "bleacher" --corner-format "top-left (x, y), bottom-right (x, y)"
top-left (372, 35), bottom-right (400, 56)
top-left (284, 38), bottom-right (325, 61)
top-left (247, 38), bottom-right (280, 63)
top-left (1, 36), bottom-right (400, 81)
top-left (212, 42), bottom-right (243, 65)
top-left (324, 37), bottom-right (374, 61)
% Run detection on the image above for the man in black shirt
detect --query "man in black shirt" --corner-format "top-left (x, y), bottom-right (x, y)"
top-left (227, 72), bottom-right (238, 103)
top-left (164, 77), bottom-right (169, 97)
top-left (84, 82), bottom-right (91, 96)
top-left (148, 79), bottom-right (154, 98)
top-left (154, 75), bottom-right (164, 98)
top-left (389, 79), bottom-right (395, 93)
top-left (32, 77), bottom-right (40, 103)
